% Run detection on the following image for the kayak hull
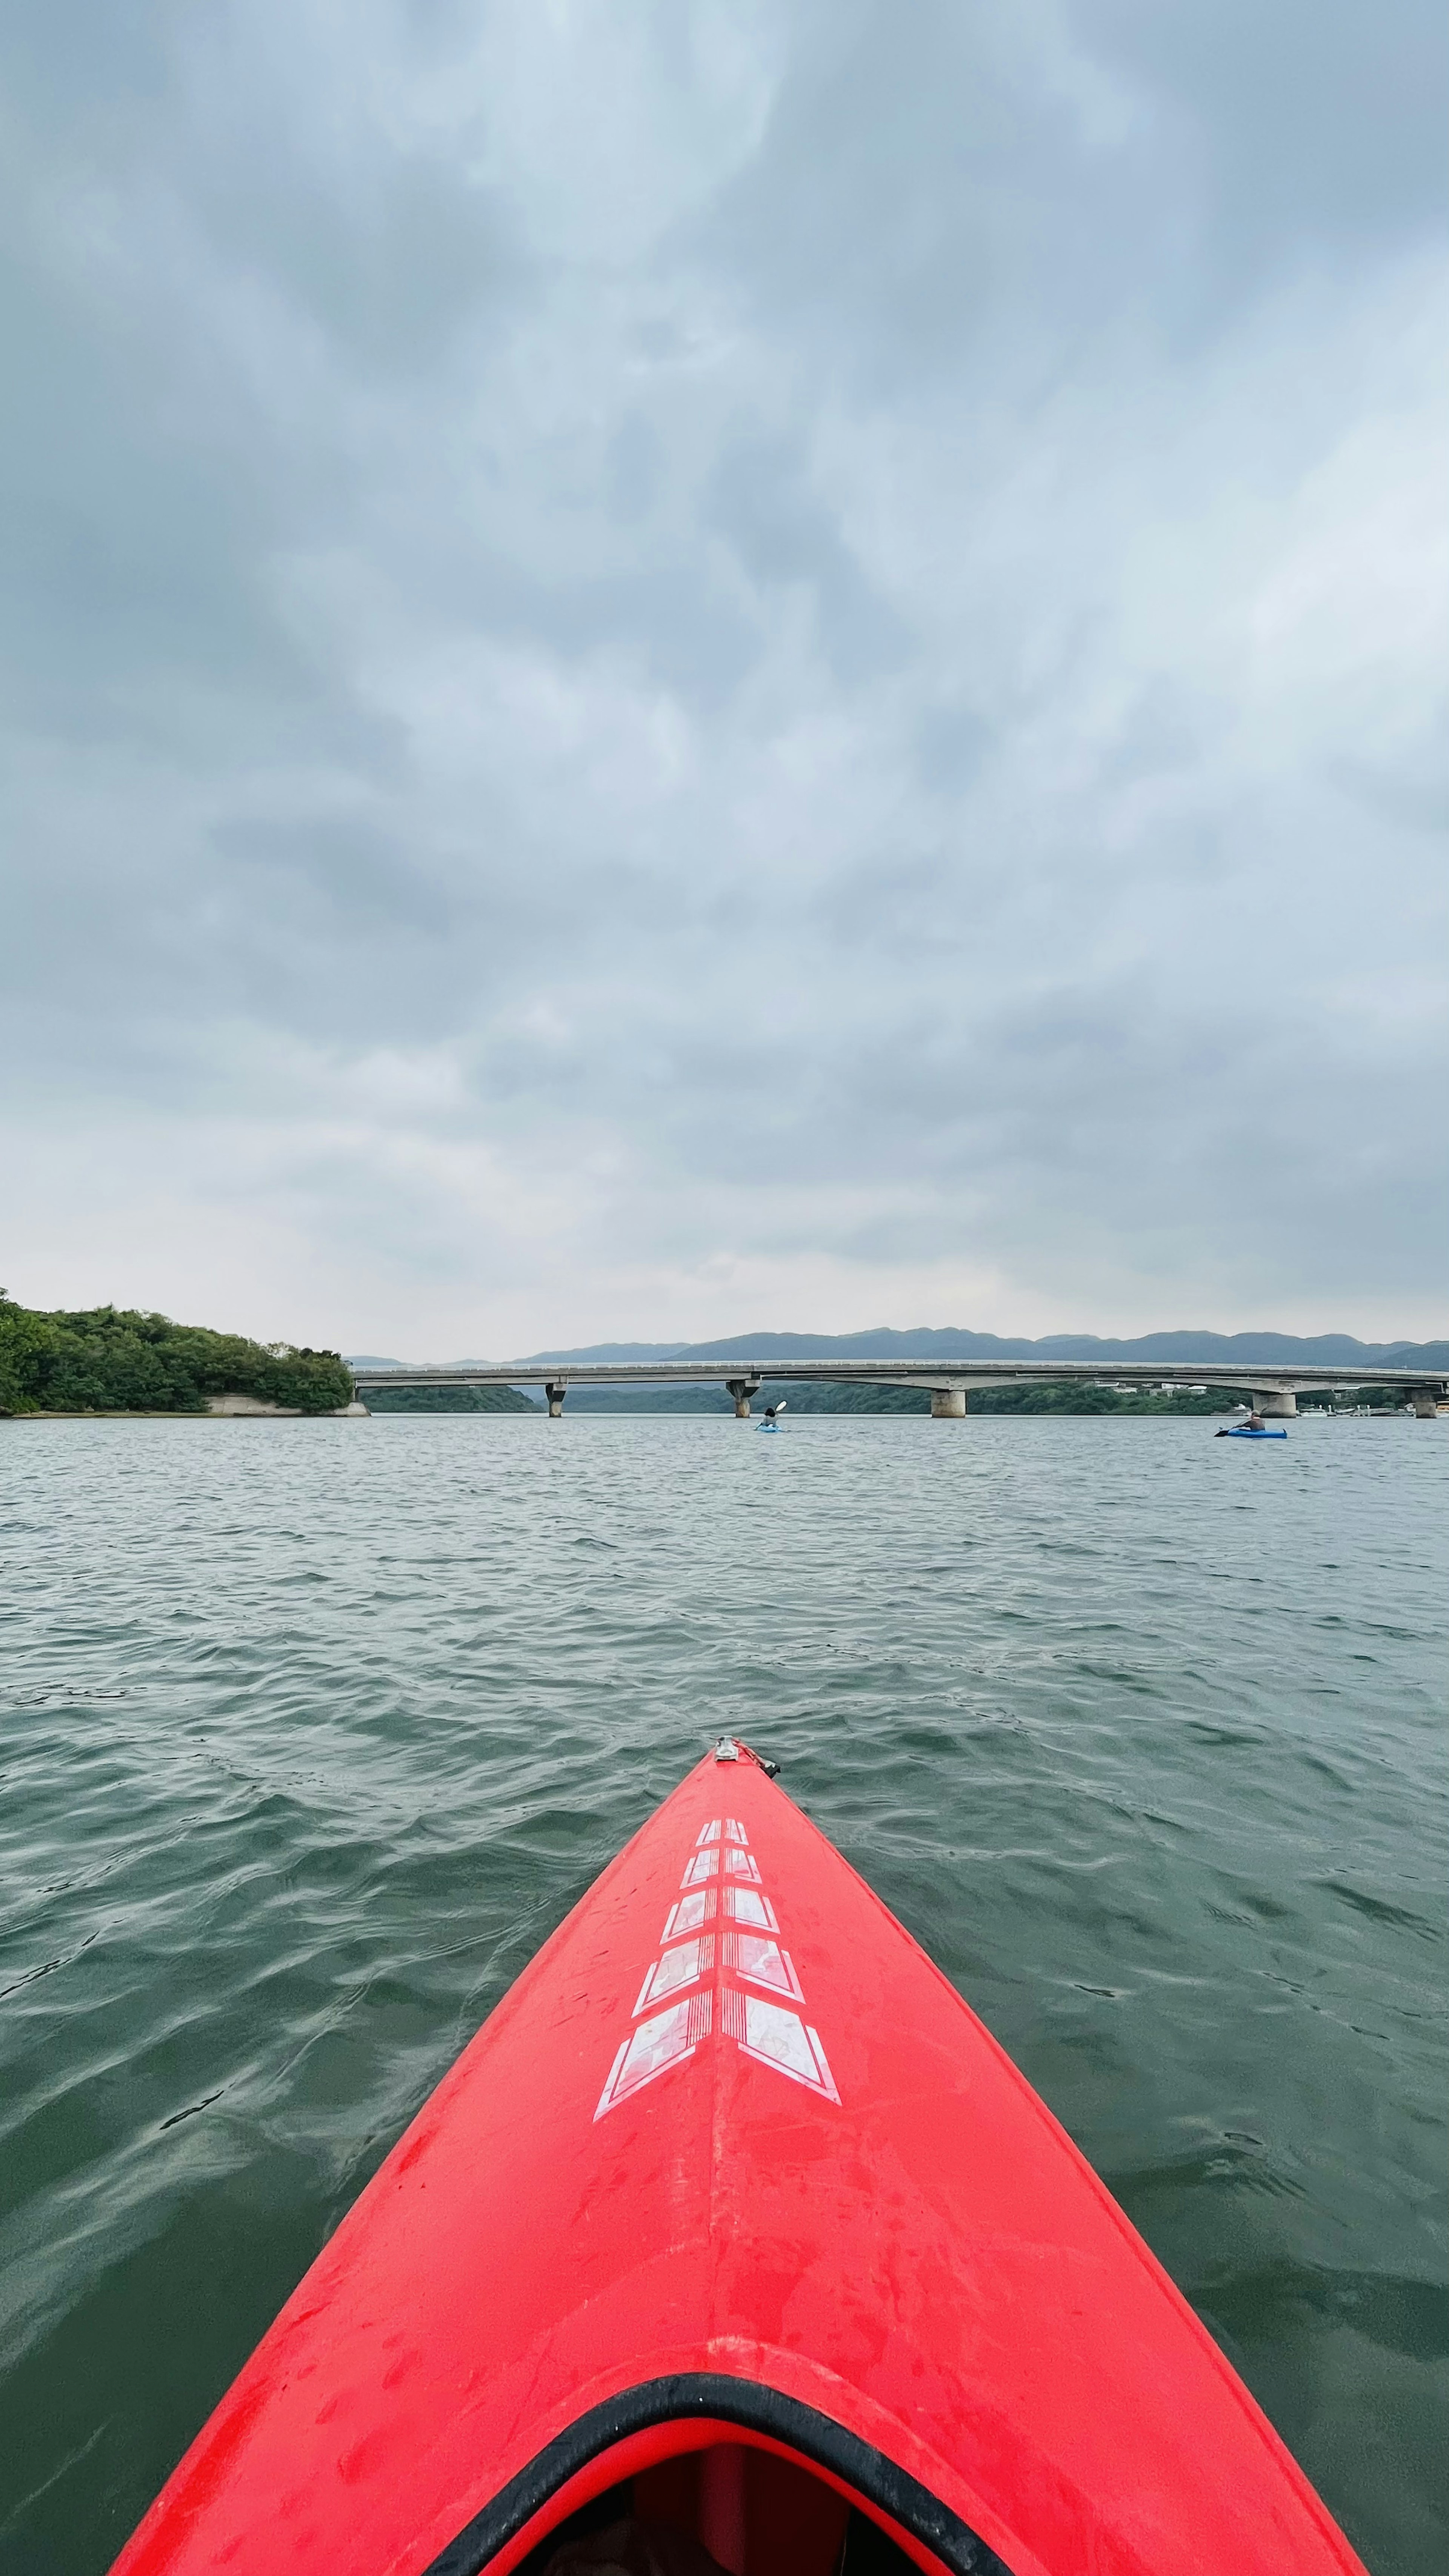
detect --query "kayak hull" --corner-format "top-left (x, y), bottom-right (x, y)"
top-left (112, 1748), bottom-right (1365, 2576)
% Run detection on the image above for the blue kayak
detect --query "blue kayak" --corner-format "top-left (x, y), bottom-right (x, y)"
top-left (1218, 1425), bottom-right (1287, 1439)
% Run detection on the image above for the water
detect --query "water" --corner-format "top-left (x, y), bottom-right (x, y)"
top-left (1, 1415), bottom-right (1444, 2575)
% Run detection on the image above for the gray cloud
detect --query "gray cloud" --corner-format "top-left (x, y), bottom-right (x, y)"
top-left (2, 0), bottom-right (1445, 1349)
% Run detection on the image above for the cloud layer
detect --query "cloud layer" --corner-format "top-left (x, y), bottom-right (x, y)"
top-left (4, 0), bottom-right (1446, 1347)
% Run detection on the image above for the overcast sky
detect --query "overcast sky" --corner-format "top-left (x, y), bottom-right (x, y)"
top-left (3, 2), bottom-right (1445, 1354)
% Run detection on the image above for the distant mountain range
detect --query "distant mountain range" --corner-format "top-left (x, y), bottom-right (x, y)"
top-left (349, 1328), bottom-right (1449, 1372)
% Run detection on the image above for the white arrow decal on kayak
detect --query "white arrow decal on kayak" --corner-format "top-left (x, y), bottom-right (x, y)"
top-left (723, 1885), bottom-right (778, 1933)
top-left (662, 1887), bottom-right (718, 1941)
top-left (721, 1988), bottom-right (839, 2101)
top-left (595, 1822), bottom-right (839, 2118)
top-left (721, 1931), bottom-right (804, 2001)
top-left (595, 1993), bottom-right (713, 2116)
top-left (633, 1935), bottom-right (715, 2015)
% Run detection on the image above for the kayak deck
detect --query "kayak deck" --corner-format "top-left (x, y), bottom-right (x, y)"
top-left (113, 1745), bottom-right (1365, 2576)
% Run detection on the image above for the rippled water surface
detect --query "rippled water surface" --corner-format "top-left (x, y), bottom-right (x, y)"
top-left (2, 1415), bottom-right (1445, 2574)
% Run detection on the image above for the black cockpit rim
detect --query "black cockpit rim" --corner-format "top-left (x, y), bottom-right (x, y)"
top-left (420, 2371), bottom-right (1013, 2576)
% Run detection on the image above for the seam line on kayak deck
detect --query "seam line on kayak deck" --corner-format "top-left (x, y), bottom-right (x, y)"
top-left (419, 2372), bottom-right (1014, 2576)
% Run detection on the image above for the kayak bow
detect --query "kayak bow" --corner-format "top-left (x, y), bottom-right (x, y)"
top-left (112, 1742), bottom-right (1364, 2576)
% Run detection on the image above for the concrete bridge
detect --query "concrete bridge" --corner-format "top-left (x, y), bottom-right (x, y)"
top-left (350, 1359), bottom-right (1449, 1421)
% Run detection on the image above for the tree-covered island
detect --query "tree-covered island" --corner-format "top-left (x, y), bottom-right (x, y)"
top-left (0, 1293), bottom-right (354, 1416)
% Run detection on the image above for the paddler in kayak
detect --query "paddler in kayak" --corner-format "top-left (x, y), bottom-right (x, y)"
top-left (1217, 1409), bottom-right (1266, 1436)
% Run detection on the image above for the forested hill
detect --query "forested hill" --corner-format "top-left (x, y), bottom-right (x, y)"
top-left (363, 1381), bottom-right (538, 1415)
top-left (0, 1294), bottom-right (352, 1416)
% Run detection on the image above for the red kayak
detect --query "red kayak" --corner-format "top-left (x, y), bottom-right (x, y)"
top-left (113, 1742), bottom-right (1366, 2576)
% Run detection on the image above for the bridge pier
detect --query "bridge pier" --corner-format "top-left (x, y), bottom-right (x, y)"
top-left (545, 1381), bottom-right (567, 1419)
top-left (1411, 1388), bottom-right (1446, 1418)
top-left (726, 1378), bottom-right (761, 1419)
top-left (1252, 1389), bottom-right (1297, 1417)
top-left (930, 1387), bottom-right (967, 1419)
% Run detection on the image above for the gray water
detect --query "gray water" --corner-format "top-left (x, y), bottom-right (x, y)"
top-left (1, 1415), bottom-right (1444, 2575)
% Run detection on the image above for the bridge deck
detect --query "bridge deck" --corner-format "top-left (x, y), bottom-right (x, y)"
top-left (351, 1360), bottom-right (1445, 1394)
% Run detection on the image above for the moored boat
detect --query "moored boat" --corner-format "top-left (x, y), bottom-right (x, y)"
top-left (112, 1742), bottom-right (1366, 2576)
